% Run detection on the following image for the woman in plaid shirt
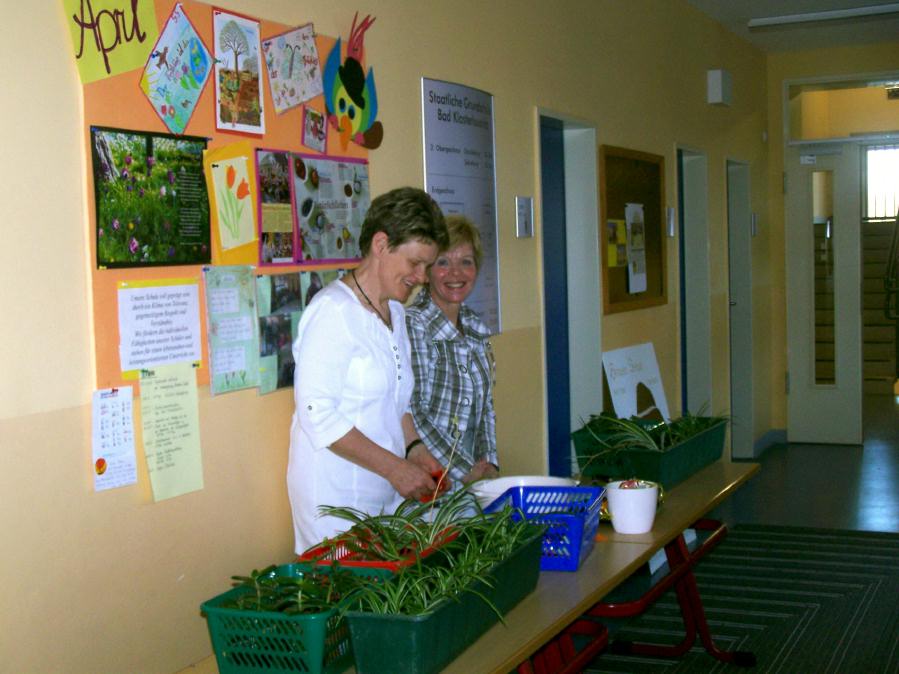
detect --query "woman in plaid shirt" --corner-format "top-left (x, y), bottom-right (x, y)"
top-left (406, 215), bottom-right (499, 489)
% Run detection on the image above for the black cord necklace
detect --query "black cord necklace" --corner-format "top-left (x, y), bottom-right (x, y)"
top-left (352, 269), bottom-right (391, 328)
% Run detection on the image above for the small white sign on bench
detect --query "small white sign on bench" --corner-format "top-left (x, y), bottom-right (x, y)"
top-left (602, 342), bottom-right (670, 422)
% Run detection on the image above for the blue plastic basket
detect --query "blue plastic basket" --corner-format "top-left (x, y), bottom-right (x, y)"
top-left (484, 485), bottom-right (604, 571)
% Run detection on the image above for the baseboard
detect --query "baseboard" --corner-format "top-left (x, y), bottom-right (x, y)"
top-left (753, 429), bottom-right (786, 457)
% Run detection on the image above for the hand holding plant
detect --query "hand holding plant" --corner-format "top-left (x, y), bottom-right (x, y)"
top-left (406, 442), bottom-right (443, 475)
top-left (386, 454), bottom-right (439, 501)
top-left (462, 459), bottom-right (499, 484)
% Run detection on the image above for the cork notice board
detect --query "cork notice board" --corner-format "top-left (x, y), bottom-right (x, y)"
top-left (599, 145), bottom-right (666, 314)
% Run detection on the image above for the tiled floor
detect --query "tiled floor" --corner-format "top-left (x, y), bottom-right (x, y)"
top-left (712, 393), bottom-right (899, 533)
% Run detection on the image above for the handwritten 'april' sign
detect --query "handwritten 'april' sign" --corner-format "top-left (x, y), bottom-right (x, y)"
top-left (63, 0), bottom-right (159, 83)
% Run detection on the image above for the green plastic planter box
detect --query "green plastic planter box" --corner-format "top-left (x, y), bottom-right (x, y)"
top-left (573, 419), bottom-right (727, 490)
top-left (345, 528), bottom-right (544, 674)
top-left (201, 564), bottom-right (393, 674)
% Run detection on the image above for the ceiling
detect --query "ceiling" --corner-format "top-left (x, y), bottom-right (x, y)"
top-left (685, 0), bottom-right (899, 53)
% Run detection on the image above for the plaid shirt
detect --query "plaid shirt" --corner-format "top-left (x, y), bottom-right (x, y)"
top-left (406, 289), bottom-right (497, 484)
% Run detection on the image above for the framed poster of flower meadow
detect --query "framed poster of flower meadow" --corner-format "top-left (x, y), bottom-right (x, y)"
top-left (91, 126), bottom-right (210, 268)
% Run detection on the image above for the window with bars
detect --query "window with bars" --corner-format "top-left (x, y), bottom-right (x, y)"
top-left (865, 145), bottom-right (899, 220)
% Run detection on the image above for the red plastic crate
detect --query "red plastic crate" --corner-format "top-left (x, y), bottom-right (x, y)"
top-left (299, 527), bottom-right (459, 572)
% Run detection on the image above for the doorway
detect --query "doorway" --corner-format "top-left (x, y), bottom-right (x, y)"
top-left (784, 72), bottom-right (899, 444)
top-left (727, 160), bottom-right (754, 458)
top-left (784, 144), bottom-right (863, 444)
top-left (539, 113), bottom-right (601, 476)
top-left (677, 148), bottom-right (712, 415)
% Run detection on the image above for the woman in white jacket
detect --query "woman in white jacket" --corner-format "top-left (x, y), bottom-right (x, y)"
top-left (287, 187), bottom-right (449, 553)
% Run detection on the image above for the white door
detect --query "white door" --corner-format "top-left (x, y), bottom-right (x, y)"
top-left (785, 145), bottom-right (862, 444)
top-left (727, 160), bottom-right (754, 459)
top-left (678, 149), bottom-right (712, 414)
top-left (562, 125), bottom-right (602, 433)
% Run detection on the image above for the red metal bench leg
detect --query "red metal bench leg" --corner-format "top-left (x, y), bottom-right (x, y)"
top-left (593, 521), bottom-right (756, 667)
top-left (519, 619), bottom-right (609, 674)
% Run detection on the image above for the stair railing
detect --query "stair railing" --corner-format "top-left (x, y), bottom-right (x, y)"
top-left (886, 211), bottom-right (899, 320)
top-left (885, 211), bottom-right (899, 380)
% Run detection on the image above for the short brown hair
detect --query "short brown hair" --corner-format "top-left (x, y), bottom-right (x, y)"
top-left (358, 187), bottom-right (448, 255)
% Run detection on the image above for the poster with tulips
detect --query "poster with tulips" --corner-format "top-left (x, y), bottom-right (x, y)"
top-left (204, 142), bottom-right (257, 264)
top-left (91, 126), bottom-right (210, 268)
top-left (213, 161), bottom-right (252, 247)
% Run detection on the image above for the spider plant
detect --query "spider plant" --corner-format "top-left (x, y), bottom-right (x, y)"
top-left (661, 409), bottom-right (728, 446)
top-left (346, 562), bottom-right (500, 617)
top-left (342, 505), bottom-right (537, 619)
top-left (575, 409), bottom-right (728, 474)
top-left (310, 488), bottom-right (483, 563)
top-left (226, 493), bottom-right (540, 620)
top-left (227, 563), bottom-right (360, 614)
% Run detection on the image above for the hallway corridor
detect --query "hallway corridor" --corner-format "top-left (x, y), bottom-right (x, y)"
top-left (712, 394), bottom-right (899, 533)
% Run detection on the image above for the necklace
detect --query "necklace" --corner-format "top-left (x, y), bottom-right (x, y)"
top-left (352, 269), bottom-right (391, 328)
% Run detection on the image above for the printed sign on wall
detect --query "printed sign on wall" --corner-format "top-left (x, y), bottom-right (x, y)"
top-left (422, 77), bottom-right (501, 334)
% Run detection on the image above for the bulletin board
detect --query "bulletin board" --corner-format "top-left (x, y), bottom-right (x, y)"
top-left (599, 145), bottom-right (667, 314)
top-left (79, 0), bottom-right (369, 391)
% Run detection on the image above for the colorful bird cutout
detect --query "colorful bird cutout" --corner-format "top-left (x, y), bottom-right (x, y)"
top-left (322, 13), bottom-right (383, 150)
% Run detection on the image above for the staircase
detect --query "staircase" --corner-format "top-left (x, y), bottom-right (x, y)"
top-left (862, 218), bottom-right (899, 394)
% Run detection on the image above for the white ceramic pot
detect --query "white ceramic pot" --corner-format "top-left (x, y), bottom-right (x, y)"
top-left (605, 480), bottom-right (659, 534)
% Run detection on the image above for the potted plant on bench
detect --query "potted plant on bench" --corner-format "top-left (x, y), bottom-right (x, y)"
top-left (572, 411), bottom-right (728, 490)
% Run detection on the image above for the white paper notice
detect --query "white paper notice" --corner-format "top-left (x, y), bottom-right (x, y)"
top-left (91, 387), bottom-right (138, 491)
top-left (207, 286), bottom-right (240, 314)
top-left (215, 315), bottom-right (254, 342)
top-left (140, 363), bottom-right (204, 501)
top-left (212, 344), bottom-right (247, 373)
top-left (625, 203), bottom-right (648, 294)
top-left (118, 280), bottom-right (202, 372)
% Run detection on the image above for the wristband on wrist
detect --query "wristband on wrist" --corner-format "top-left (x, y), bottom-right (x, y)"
top-left (405, 439), bottom-right (424, 457)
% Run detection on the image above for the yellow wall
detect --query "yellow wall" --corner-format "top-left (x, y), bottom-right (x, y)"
top-left (797, 85), bottom-right (899, 140)
top-left (799, 89), bottom-right (831, 139)
top-left (2, 1), bottom-right (777, 672)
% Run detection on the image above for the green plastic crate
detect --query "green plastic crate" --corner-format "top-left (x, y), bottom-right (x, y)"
top-left (345, 528), bottom-right (544, 674)
top-left (201, 563), bottom-right (393, 674)
top-left (573, 418), bottom-right (727, 490)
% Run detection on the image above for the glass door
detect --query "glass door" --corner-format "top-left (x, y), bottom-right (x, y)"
top-left (785, 145), bottom-right (862, 444)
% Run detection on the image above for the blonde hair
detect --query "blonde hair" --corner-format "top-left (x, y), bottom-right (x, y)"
top-left (444, 214), bottom-right (483, 269)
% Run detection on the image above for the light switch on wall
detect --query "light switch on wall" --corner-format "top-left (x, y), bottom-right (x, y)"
top-left (515, 196), bottom-right (533, 238)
